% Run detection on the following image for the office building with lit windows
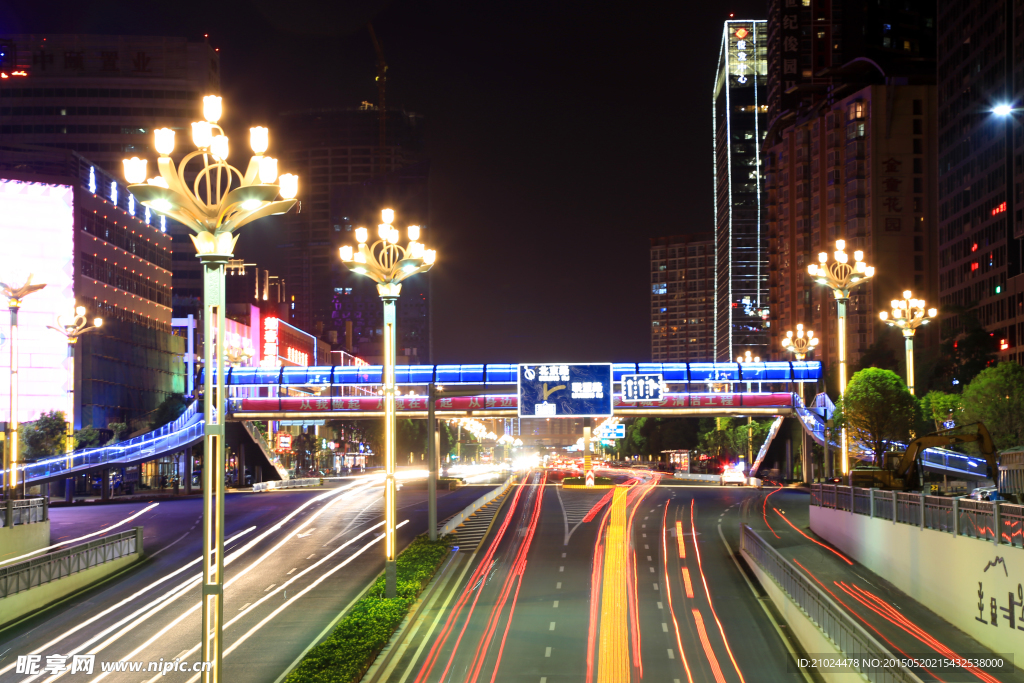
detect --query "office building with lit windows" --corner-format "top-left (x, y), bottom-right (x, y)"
top-left (650, 233), bottom-right (716, 361)
top-left (714, 20), bottom-right (769, 362)
top-left (937, 0), bottom-right (1023, 362)
top-left (278, 105), bottom-right (431, 361)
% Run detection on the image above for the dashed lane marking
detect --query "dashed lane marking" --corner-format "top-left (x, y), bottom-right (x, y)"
top-left (549, 622), bottom-right (556, 631)
top-left (553, 600), bottom-right (559, 608)
top-left (545, 647), bottom-right (552, 658)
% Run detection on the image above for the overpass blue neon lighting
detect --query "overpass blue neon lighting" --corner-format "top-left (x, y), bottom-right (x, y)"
top-left (206, 361), bottom-right (823, 387)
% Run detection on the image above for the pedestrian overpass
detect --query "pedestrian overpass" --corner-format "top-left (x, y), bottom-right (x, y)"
top-left (3, 360), bottom-right (990, 489)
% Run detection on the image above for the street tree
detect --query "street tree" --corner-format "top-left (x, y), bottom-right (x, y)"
top-left (19, 410), bottom-right (69, 459)
top-left (960, 362), bottom-right (1024, 450)
top-left (833, 368), bottom-right (918, 465)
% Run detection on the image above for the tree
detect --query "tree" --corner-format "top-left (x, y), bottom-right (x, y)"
top-left (919, 390), bottom-right (961, 432)
top-left (960, 362), bottom-right (1024, 450)
top-left (106, 422), bottom-right (129, 445)
top-left (150, 394), bottom-right (188, 430)
top-left (933, 308), bottom-right (998, 388)
top-left (854, 328), bottom-right (901, 374)
top-left (73, 427), bottom-right (103, 449)
top-left (19, 411), bottom-right (69, 459)
top-left (833, 368), bottom-right (918, 465)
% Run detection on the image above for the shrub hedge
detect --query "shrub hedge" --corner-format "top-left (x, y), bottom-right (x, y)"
top-left (283, 535), bottom-right (455, 683)
top-left (562, 476), bottom-right (614, 486)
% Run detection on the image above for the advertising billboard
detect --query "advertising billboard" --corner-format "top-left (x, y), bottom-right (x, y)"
top-left (517, 364), bottom-right (612, 418)
top-left (0, 180), bottom-right (75, 423)
top-left (261, 316), bottom-right (318, 367)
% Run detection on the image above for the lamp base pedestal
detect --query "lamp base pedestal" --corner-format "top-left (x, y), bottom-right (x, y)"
top-left (385, 559), bottom-right (397, 598)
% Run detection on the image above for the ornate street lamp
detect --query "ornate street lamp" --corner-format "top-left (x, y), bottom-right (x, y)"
top-left (781, 324), bottom-right (819, 361)
top-left (339, 208), bottom-right (435, 597)
top-left (48, 306), bottom-right (102, 494)
top-left (123, 95), bottom-right (297, 683)
top-left (1, 275), bottom-right (46, 498)
top-left (879, 290), bottom-right (936, 396)
top-left (807, 239), bottom-right (875, 475)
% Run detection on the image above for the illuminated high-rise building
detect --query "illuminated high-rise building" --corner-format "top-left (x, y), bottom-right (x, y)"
top-left (650, 233), bottom-right (716, 361)
top-left (714, 20), bottom-right (769, 361)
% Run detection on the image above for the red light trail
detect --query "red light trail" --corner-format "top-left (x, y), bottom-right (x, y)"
top-left (773, 508), bottom-right (852, 564)
top-left (661, 504), bottom-right (695, 683)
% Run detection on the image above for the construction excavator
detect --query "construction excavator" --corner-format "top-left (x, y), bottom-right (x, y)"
top-left (849, 422), bottom-right (996, 491)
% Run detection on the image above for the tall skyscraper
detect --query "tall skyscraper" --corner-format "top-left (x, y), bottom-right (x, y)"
top-left (714, 20), bottom-right (769, 362)
top-left (0, 34), bottom-right (219, 174)
top-left (937, 0), bottom-right (1023, 363)
top-left (278, 105), bottom-right (430, 361)
top-left (0, 34), bottom-right (221, 321)
top-left (650, 233), bottom-right (716, 361)
top-left (766, 82), bottom-right (938, 368)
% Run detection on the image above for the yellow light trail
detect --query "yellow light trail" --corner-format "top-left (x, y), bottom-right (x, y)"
top-left (597, 487), bottom-right (630, 683)
top-left (674, 520), bottom-right (685, 558)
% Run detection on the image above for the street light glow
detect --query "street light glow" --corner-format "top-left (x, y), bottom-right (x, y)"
top-left (879, 289), bottom-right (937, 396)
top-left (994, 103), bottom-right (1013, 116)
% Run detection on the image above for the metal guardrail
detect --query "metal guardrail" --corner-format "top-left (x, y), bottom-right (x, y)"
top-left (811, 484), bottom-right (1024, 548)
top-left (0, 527), bottom-right (141, 599)
top-left (438, 476), bottom-right (513, 537)
top-left (740, 524), bottom-right (922, 683)
top-left (252, 478), bottom-right (322, 493)
top-left (5, 401), bottom-right (203, 488)
top-left (1, 498), bottom-right (45, 528)
top-left (672, 472), bottom-right (723, 483)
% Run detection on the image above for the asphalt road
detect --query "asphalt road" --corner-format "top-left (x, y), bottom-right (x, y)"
top-left (0, 476), bottom-right (495, 683)
top-left (391, 475), bottom-right (797, 683)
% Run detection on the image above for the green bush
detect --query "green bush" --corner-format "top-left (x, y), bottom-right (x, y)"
top-left (562, 476), bottom-right (613, 486)
top-left (284, 535), bottom-right (455, 683)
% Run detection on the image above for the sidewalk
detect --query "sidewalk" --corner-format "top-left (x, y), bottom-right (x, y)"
top-left (743, 487), bottom-right (1024, 682)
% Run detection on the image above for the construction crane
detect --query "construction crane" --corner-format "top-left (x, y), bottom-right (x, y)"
top-left (850, 422), bottom-right (996, 491)
top-left (368, 23), bottom-right (388, 178)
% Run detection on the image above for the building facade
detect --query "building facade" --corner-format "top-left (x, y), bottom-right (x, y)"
top-left (278, 105), bottom-right (430, 361)
top-left (937, 0), bottom-right (1023, 363)
top-left (650, 233), bottom-right (716, 361)
top-left (714, 20), bottom-right (770, 362)
top-left (0, 144), bottom-right (183, 433)
top-left (766, 81), bottom-right (939, 367)
top-left (0, 34), bottom-right (219, 175)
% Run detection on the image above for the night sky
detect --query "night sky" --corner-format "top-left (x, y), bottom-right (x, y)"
top-left (2, 0), bottom-right (765, 364)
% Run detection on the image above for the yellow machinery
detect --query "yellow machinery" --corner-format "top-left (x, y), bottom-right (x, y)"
top-left (850, 423), bottom-right (996, 490)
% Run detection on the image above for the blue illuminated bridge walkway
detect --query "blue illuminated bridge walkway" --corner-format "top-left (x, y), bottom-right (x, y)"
top-left (5, 361), bottom-right (990, 488)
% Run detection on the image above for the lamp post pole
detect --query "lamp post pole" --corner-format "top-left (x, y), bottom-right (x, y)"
top-left (1, 276), bottom-right (46, 499)
top-left (879, 290), bottom-right (937, 396)
top-left (48, 306), bottom-right (103, 499)
top-left (124, 96), bottom-right (297, 683)
top-left (807, 240), bottom-right (875, 476)
top-left (339, 209), bottom-right (435, 597)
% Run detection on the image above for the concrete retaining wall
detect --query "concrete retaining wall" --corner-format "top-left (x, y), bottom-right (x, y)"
top-left (811, 504), bottom-right (1024, 657)
top-left (0, 521), bottom-right (51, 564)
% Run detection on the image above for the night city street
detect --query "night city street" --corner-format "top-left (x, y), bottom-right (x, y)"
top-left (2, 0), bottom-right (1024, 682)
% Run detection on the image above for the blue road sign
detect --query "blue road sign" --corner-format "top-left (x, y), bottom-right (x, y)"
top-left (621, 374), bottom-right (663, 401)
top-left (518, 364), bottom-right (612, 418)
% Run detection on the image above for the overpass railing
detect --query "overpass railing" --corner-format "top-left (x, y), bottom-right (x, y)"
top-left (0, 527), bottom-right (141, 598)
top-left (3, 402), bottom-right (203, 488)
top-left (740, 524), bottom-right (922, 683)
top-left (811, 484), bottom-right (1024, 548)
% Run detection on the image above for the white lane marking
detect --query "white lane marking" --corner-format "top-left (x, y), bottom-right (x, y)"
top-left (559, 566), bottom-right (564, 572)
top-left (642, 533), bottom-right (647, 538)
top-left (644, 516), bottom-right (649, 520)
top-left (286, 568), bottom-right (297, 575)
top-left (549, 622), bottom-right (556, 631)
top-left (562, 552), bottom-right (566, 558)
top-left (649, 567), bottom-right (655, 573)
top-left (644, 544), bottom-right (649, 550)
top-left (653, 583), bottom-right (659, 591)
top-left (661, 622), bottom-right (668, 632)
top-left (667, 649), bottom-right (675, 660)
top-left (239, 603), bottom-right (251, 611)
top-left (556, 582), bottom-right (562, 589)
top-left (541, 679), bottom-right (547, 683)
top-left (306, 553), bottom-right (316, 559)
top-left (642, 524), bottom-right (646, 528)
top-left (657, 602), bottom-right (664, 610)
top-left (545, 647), bottom-right (552, 658)
top-left (297, 529), bottom-right (316, 538)
top-left (265, 584), bottom-right (276, 592)
top-left (553, 600), bottom-right (559, 608)
top-left (647, 555), bottom-right (652, 561)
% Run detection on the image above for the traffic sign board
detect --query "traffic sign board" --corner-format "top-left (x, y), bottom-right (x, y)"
top-left (518, 364), bottom-right (612, 418)
top-left (621, 374), bottom-right (664, 402)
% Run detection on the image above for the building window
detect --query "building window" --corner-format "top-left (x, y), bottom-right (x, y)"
top-left (913, 139), bottom-right (923, 154)
top-left (913, 100), bottom-right (923, 115)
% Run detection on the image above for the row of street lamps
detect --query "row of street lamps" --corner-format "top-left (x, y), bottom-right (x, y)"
top-left (768, 240), bottom-right (937, 475)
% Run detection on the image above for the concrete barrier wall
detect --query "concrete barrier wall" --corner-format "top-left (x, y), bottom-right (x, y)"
top-left (0, 521), bottom-right (51, 564)
top-left (811, 505), bottom-right (1024, 656)
top-left (0, 551), bottom-right (139, 628)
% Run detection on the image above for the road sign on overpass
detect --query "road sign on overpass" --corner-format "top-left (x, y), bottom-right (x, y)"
top-left (517, 364), bottom-right (612, 418)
